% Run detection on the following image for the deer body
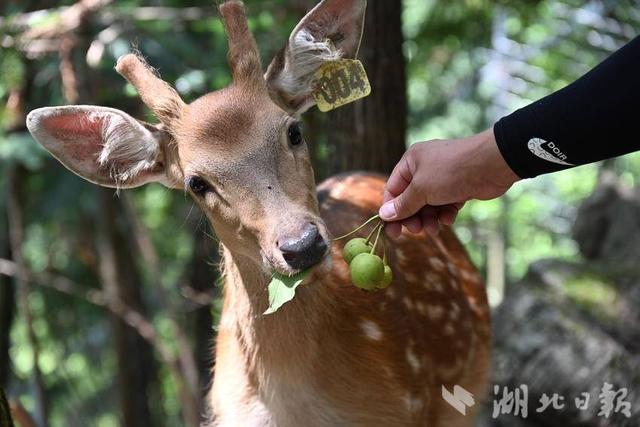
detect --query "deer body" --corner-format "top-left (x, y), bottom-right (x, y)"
top-left (210, 173), bottom-right (490, 427)
top-left (26, 1), bottom-right (490, 426)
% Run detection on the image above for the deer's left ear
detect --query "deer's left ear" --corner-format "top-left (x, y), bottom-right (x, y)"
top-left (26, 106), bottom-right (180, 189)
top-left (265, 0), bottom-right (367, 116)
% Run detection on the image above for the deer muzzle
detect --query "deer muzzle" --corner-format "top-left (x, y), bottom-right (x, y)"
top-left (277, 223), bottom-right (328, 271)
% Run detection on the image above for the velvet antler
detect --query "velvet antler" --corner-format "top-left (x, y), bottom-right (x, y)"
top-left (115, 1), bottom-right (263, 126)
top-left (115, 54), bottom-right (186, 128)
top-left (219, 1), bottom-right (264, 88)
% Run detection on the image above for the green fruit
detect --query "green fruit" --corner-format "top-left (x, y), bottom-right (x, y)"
top-left (343, 238), bottom-right (372, 264)
top-left (377, 265), bottom-right (393, 289)
top-left (350, 253), bottom-right (384, 291)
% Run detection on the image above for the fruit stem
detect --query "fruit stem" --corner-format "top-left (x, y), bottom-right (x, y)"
top-left (332, 214), bottom-right (380, 241)
top-left (382, 238), bottom-right (387, 265)
top-left (370, 222), bottom-right (383, 255)
top-left (365, 221), bottom-right (381, 244)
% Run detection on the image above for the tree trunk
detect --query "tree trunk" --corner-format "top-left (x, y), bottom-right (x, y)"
top-left (189, 232), bottom-right (217, 387)
top-left (185, 230), bottom-right (218, 402)
top-left (96, 189), bottom-right (157, 427)
top-left (326, 0), bottom-right (407, 175)
top-left (0, 387), bottom-right (14, 427)
top-left (0, 214), bottom-right (15, 389)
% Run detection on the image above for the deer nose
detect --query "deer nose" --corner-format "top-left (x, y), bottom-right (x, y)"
top-left (278, 224), bottom-right (328, 270)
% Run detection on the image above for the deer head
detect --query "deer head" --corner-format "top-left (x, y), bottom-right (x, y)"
top-left (26, 0), bottom-right (367, 276)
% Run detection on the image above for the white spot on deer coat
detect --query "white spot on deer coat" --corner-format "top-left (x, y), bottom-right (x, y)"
top-left (396, 249), bottom-right (409, 264)
top-left (449, 302), bottom-right (461, 320)
top-left (429, 257), bottom-right (445, 271)
top-left (427, 305), bottom-right (444, 321)
top-left (404, 272), bottom-right (418, 284)
top-left (443, 323), bottom-right (455, 336)
top-left (406, 348), bottom-right (421, 373)
top-left (360, 320), bottom-right (383, 341)
top-left (447, 262), bottom-right (459, 277)
top-left (461, 269), bottom-right (481, 283)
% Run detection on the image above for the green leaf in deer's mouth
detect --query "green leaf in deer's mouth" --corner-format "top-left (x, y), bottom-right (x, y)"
top-left (263, 269), bottom-right (312, 315)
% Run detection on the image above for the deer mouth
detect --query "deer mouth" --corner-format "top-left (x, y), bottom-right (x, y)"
top-left (264, 248), bottom-right (331, 276)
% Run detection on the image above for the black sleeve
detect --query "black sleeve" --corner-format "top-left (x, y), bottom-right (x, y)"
top-left (493, 35), bottom-right (640, 179)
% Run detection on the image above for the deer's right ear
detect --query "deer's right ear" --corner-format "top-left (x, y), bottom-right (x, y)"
top-left (265, 0), bottom-right (367, 116)
top-left (26, 106), bottom-right (181, 189)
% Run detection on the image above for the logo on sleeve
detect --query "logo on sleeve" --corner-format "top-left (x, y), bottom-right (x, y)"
top-left (527, 138), bottom-right (574, 166)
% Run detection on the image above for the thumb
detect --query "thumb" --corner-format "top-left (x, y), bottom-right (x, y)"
top-left (379, 183), bottom-right (425, 221)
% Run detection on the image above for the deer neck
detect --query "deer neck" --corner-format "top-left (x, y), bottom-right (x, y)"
top-left (218, 244), bottom-right (333, 378)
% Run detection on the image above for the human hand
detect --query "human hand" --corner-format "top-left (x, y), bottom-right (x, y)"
top-left (379, 128), bottom-right (520, 238)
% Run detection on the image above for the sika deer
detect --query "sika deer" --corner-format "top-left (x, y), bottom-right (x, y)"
top-left (26, 1), bottom-right (490, 425)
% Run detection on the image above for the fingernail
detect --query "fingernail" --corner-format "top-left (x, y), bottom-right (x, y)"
top-left (379, 201), bottom-right (397, 220)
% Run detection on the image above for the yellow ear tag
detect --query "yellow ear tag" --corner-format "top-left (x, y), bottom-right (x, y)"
top-left (311, 59), bottom-right (371, 112)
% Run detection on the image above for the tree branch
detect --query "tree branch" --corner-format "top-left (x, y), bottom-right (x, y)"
top-left (0, 258), bottom-right (177, 366)
top-left (23, 0), bottom-right (114, 40)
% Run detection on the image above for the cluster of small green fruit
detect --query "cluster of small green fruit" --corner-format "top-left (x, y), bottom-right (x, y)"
top-left (334, 215), bottom-right (393, 291)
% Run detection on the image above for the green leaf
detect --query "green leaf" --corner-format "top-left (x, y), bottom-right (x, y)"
top-left (263, 269), bottom-right (311, 315)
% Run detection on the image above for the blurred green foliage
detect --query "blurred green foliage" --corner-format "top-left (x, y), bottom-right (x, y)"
top-left (1, 0), bottom-right (639, 425)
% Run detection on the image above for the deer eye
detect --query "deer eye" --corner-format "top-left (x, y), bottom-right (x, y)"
top-left (287, 122), bottom-right (303, 146)
top-left (187, 176), bottom-right (210, 195)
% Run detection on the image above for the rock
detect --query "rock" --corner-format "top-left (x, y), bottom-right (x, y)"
top-left (572, 171), bottom-right (640, 269)
top-left (478, 259), bottom-right (640, 427)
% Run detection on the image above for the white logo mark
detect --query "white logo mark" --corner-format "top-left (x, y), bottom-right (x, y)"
top-left (442, 385), bottom-right (475, 415)
top-left (527, 137), bottom-right (574, 166)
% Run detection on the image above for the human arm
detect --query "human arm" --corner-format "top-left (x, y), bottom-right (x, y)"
top-left (380, 129), bottom-right (518, 237)
top-left (380, 35), bottom-right (640, 237)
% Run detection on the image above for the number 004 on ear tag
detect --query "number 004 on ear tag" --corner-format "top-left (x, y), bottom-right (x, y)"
top-left (311, 59), bottom-right (371, 112)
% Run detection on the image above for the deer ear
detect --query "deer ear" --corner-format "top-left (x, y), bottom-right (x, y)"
top-left (26, 106), bottom-right (177, 189)
top-left (265, 0), bottom-right (367, 115)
